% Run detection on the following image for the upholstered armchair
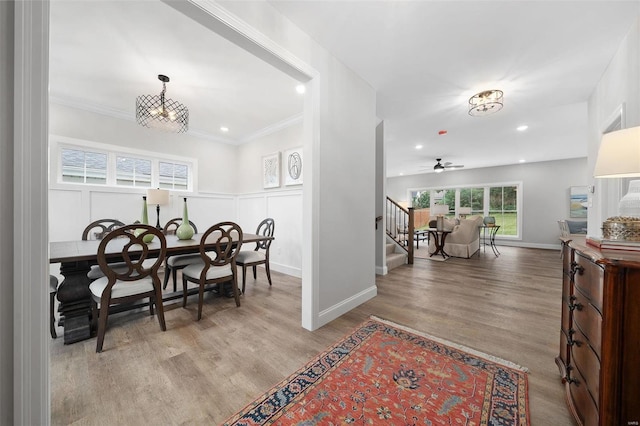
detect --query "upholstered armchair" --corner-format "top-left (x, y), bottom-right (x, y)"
top-left (429, 216), bottom-right (483, 258)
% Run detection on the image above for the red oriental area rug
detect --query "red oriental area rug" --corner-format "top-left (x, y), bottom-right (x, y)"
top-left (224, 316), bottom-right (529, 425)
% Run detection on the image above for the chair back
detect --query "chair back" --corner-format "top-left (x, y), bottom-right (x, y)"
top-left (97, 225), bottom-right (166, 285)
top-left (199, 222), bottom-right (243, 268)
top-left (163, 217), bottom-right (198, 235)
top-left (255, 218), bottom-right (275, 251)
top-left (82, 219), bottom-right (125, 240)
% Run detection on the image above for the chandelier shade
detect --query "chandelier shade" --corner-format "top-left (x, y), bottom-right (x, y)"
top-left (136, 75), bottom-right (189, 133)
top-left (468, 89), bottom-right (503, 116)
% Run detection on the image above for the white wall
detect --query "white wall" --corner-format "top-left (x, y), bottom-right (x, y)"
top-left (50, 104), bottom-right (238, 194)
top-left (218, 1), bottom-right (378, 329)
top-left (386, 158), bottom-right (587, 248)
top-left (588, 17), bottom-right (640, 236)
top-left (236, 121), bottom-right (304, 278)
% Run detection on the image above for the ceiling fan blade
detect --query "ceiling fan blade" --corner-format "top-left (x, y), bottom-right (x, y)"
top-left (444, 164), bottom-right (464, 169)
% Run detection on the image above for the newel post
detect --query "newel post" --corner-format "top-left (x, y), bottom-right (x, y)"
top-left (408, 207), bottom-right (415, 264)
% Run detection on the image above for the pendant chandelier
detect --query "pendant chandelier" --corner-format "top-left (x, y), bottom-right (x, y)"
top-left (136, 74), bottom-right (189, 133)
top-left (468, 89), bottom-right (503, 116)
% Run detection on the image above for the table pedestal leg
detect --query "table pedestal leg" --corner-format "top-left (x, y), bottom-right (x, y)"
top-left (56, 261), bottom-right (93, 344)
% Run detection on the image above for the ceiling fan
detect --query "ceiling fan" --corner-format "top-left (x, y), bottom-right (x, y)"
top-left (433, 158), bottom-right (464, 173)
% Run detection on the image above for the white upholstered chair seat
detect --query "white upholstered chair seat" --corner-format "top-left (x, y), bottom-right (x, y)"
top-left (89, 276), bottom-right (154, 302)
top-left (182, 262), bottom-right (232, 281)
top-left (235, 251), bottom-right (266, 264)
top-left (167, 254), bottom-right (202, 268)
top-left (87, 262), bottom-right (128, 280)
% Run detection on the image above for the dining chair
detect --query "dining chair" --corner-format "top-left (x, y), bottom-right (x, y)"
top-left (236, 218), bottom-right (275, 294)
top-left (82, 219), bottom-right (126, 280)
top-left (181, 222), bottom-right (243, 321)
top-left (50, 275), bottom-right (59, 339)
top-left (89, 224), bottom-right (167, 352)
top-left (162, 217), bottom-right (200, 292)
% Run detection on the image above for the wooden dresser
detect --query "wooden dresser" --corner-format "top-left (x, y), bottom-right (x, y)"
top-left (557, 237), bottom-right (640, 426)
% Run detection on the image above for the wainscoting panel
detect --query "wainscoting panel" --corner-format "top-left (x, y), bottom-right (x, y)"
top-left (49, 189), bottom-right (85, 242)
top-left (266, 191), bottom-right (302, 277)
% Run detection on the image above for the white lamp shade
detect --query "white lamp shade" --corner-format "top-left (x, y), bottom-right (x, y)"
top-left (431, 204), bottom-right (449, 215)
top-left (146, 188), bottom-right (170, 205)
top-left (594, 126), bottom-right (640, 178)
top-left (458, 207), bottom-right (472, 215)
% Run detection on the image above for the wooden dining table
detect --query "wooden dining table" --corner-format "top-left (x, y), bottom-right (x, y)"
top-left (50, 232), bottom-right (272, 344)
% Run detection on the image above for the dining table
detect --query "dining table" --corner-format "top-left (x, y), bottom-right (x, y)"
top-left (50, 232), bottom-right (273, 344)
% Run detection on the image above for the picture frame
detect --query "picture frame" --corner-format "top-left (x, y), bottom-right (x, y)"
top-left (284, 146), bottom-right (303, 186)
top-left (262, 152), bottom-right (280, 189)
top-left (569, 186), bottom-right (588, 218)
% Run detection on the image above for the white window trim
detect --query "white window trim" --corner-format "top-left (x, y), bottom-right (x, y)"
top-left (407, 181), bottom-right (523, 239)
top-left (50, 135), bottom-right (198, 193)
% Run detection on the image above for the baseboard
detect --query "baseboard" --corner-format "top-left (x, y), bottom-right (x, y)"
top-left (496, 241), bottom-right (559, 250)
top-left (317, 284), bottom-right (377, 328)
top-left (376, 265), bottom-right (388, 275)
top-left (270, 261), bottom-right (302, 278)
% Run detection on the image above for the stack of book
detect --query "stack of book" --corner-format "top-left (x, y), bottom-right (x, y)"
top-left (586, 236), bottom-right (640, 252)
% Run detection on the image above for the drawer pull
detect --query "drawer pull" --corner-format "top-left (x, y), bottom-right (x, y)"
top-left (567, 329), bottom-right (576, 346)
top-left (570, 262), bottom-right (585, 278)
top-left (569, 302), bottom-right (583, 311)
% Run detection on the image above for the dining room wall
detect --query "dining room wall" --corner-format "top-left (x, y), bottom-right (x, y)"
top-left (236, 121), bottom-right (304, 278)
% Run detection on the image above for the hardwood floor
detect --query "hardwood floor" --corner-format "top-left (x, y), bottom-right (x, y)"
top-left (50, 246), bottom-right (573, 425)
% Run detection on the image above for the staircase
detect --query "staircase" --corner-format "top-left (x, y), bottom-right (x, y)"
top-left (385, 196), bottom-right (414, 265)
top-left (386, 242), bottom-right (407, 272)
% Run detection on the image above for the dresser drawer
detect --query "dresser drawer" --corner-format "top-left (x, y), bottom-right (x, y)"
top-left (571, 327), bottom-right (600, 406)
top-left (572, 289), bottom-right (602, 357)
top-left (569, 365), bottom-right (599, 426)
top-left (574, 254), bottom-right (604, 312)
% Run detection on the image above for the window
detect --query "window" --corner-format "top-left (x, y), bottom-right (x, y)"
top-left (159, 161), bottom-right (189, 190)
top-left (61, 148), bottom-right (107, 184)
top-left (489, 186), bottom-right (518, 236)
top-left (55, 140), bottom-right (194, 192)
top-left (407, 182), bottom-right (521, 238)
top-left (116, 156), bottom-right (152, 187)
top-left (460, 187), bottom-right (484, 216)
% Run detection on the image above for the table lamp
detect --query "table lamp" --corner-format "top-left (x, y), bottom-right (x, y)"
top-left (146, 188), bottom-right (170, 230)
top-left (594, 126), bottom-right (640, 240)
top-left (431, 204), bottom-right (449, 231)
top-left (458, 207), bottom-right (472, 219)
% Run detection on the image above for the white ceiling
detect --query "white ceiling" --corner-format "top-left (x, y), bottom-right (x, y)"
top-left (49, 0), bottom-right (304, 144)
top-left (268, 0), bottom-right (639, 176)
top-left (51, 1), bottom-right (640, 177)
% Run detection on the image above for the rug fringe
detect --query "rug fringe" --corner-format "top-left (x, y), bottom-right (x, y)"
top-left (369, 315), bottom-right (530, 373)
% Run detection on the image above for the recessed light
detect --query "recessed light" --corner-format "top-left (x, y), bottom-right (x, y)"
top-left (399, 172), bottom-right (404, 176)
top-left (295, 85), bottom-right (306, 94)
top-left (220, 127), bottom-right (229, 132)
top-left (517, 125), bottom-right (528, 131)
top-left (519, 159), bottom-right (526, 163)
top-left (415, 144), bottom-right (423, 150)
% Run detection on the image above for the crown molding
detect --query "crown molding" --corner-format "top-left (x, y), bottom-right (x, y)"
top-left (241, 112), bottom-right (303, 142)
top-left (50, 94), bottom-right (301, 145)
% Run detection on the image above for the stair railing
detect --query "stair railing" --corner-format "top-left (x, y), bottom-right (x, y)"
top-left (385, 196), bottom-right (414, 264)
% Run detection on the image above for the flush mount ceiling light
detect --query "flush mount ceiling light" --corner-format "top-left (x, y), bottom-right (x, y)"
top-left (136, 74), bottom-right (189, 133)
top-left (468, 89), bottom-right (503, 117)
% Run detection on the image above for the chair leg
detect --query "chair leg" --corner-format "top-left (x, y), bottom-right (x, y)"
top-left (154, 286), bottom-right (166, 331)
top-left (265, 261), bottom-right (272, 286)
top-left (252, 265), bottom-right (257, 280)
top-left (197, 281), bottom-right (205, 321)
top-left (241, 264), bottom-right (247, 294)
top-left (50, 291), bottom-right (57, 339)
top-left (95, 302), bottom-right (110, 353)
top-left (162, 263), bottom-right (171, 290)
top-left (232, 275), bottom-right (241, 307)
top-left (149, 296), bottom-right (154, 316)
top-left (182, 276), bottom-right (189, 308)
top-left (172, 267), bottom-right (178, 293)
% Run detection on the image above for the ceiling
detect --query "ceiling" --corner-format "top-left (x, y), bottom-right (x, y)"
top-left (268, 0), bottom-right (639, 176)
top-left (49, 0), bottom-right (304, 145)
top-left (51, 1), bottom-right (640, 177)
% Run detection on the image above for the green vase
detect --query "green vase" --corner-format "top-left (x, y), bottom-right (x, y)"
top-left (135, 196), bottom-right (155, 243)
top-left (176, 197), bottom-right (194, 240)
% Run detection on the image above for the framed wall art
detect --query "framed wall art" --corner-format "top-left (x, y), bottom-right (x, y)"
top-left (284, 146), bottom-right (303, 186)
top-left (569, 186), bottom-right (588, 218)
top-left (262, 152), bottom-right (280, 189)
